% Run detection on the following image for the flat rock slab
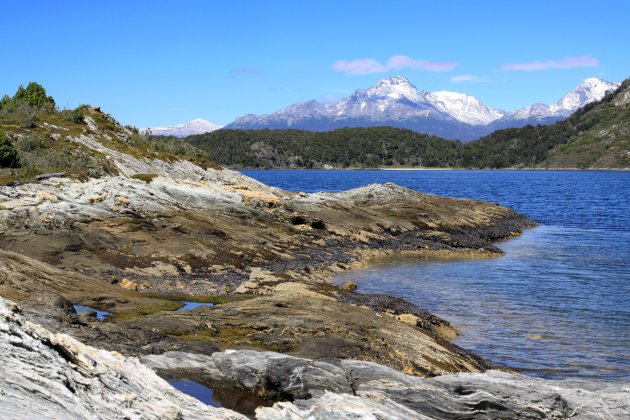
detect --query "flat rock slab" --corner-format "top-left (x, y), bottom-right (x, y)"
top-left (132, 292), bottom-right (485, 376)
top-left (144, 349), bottom-right (630, 419)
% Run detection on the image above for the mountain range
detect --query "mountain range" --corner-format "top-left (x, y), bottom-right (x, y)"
top-left (187, 77), bottom-right (630, 169)
top-left (146, 118), bottom-right (222, 137)
top-left (225, 76), bottom-right (620, 141)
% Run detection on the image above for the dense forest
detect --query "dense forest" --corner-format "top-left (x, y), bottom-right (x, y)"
top-left (184, 78), bottom-right (629, 169)
top-left (186, 127), bottom-right (462, 168)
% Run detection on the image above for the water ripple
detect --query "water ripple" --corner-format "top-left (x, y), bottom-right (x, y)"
top-left (242, 170), bottom-right (630, 381)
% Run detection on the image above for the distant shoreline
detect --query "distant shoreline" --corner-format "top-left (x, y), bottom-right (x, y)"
top-left (236, 166), bottom-right (630, 172)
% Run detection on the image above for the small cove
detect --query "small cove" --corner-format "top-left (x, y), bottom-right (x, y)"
top-left (242, 169), bottom-right (630, 381)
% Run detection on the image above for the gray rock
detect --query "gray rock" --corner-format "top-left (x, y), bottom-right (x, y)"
top-left (2, 296), bottom-right (628, 419)
top-left (257, 392), bottom-right (428, 419)
top-left (29, 291), bottom-right (75, 314)
top-left (143, 349), bottom-right (354, 400)
top-left (0, 296), bottom-right (245, 419)
top-left (35, 172), bottom-right (66, 180)
top-left (143, 350), bottom-right (630, 419)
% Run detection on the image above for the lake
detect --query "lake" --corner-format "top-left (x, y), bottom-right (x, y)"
top-left (241, 169), bottom-right (630, 381)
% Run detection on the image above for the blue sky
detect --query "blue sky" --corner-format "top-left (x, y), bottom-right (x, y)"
top-left (2, 0), bottom-right (629, 127)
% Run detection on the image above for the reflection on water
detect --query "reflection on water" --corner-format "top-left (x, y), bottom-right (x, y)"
top-left (176, 301), bottom-right (214, 311)
top-left (168, 380), bottom-right (219, 407)
top-left (334, 225), bottom-right (630, 381)
top-left (73, 304), bottom-right (111, 320)
top-left (168, 379), bottom-right (273, 417)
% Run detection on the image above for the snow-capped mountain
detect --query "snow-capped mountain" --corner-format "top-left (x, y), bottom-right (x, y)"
top-left (227, 76), bottom-right (620, 141)
top-left (553, 77), bottom-right (620, 113)
top-left (502, 77), bottom-right (620, 123)
top-left (426, 91), bottom-right (503, 125)
top-left (147, 119), bottom-right (222, 137)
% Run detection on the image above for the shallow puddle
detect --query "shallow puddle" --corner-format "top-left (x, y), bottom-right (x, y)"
top-left (73, 304), bottom-right (111, 320)
top-left (168, 379), bottom-right (273, 417)
top-left (168, 380), bottom-right (220, 407)
top-left (176, 301), bottom-right (214, 311)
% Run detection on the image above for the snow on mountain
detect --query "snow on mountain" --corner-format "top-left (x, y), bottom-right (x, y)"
top-left (331, 77), bottom-right (441, 121)
top-left (503, 103), bottom-right (553, 121)
top-left (147, 119), bottom-right (222, 137)
top-left (426, 91), bottom-right (504, 125)
top-left (550, 77), bottom-right (620, 113)
top-left (226, 76), bottom-right (621, 141)
top-left (363, 76), bottom-right (426, 102)
top-left (505, 77), bottom-right (620, 122)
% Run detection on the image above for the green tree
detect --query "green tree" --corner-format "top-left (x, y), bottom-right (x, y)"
top-left (0, 95), bottom-right (12, 111)
top-left (13, 82), bottom-right (55, 108)
top-left (0, 131), bottom-right (20, 168)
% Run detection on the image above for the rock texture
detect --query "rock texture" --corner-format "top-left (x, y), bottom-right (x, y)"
top-left (132, 292), bottom-right (486, 376)
top-left (0, 112), bottom-right (535, 376)
top-left (2, 292), bottom-right (628, 419)
top-left (0, 296), bottom-right (244, 419)
top-left (143, 349), bottom-right (630, 419)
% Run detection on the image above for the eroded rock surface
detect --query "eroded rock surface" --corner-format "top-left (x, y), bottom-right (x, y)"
top-left (0, 296), bottom-right (244, 419)
top-left (132, 292), bottom-right (486, 376)
top-left (143, 349), bottom-right (630, 419)
top-left (2, 295), bottom-right (628, 419)
top-left (0, 168), bottom-right (534, 297)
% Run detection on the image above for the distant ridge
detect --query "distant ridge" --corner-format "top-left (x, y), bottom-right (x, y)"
top-left (187, 77), bottom-right (630, 169)
top-left (225, 76), bottom-right (620, 141)
top-left (147, 118), bottom-right (222, 137)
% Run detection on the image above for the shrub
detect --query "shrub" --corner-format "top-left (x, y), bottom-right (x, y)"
top-left (0, 131), bottom-right (20, 168)
top-left (20, 115), bottom-right (36, 128)
top-left (16, 133), bottom-right (45, 152)
top-left (60, 108), bottom-right (85, 124)
top-left (131, 173), bottom-right (158, 183)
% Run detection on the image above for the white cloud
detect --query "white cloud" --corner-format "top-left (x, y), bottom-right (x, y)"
top-left (502, 55), bottom-right (599, 71)
top-left (450, 74), bottom-right (485, 83)
top-left (332, 55), bottom-right (457, 75)
top-left (386, 55), bottom-right (457, 72)
top-left (331, 58), bottom-right (387, 75)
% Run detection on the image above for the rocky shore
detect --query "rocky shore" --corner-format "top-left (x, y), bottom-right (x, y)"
top-left (2, 107), bottom-right (627, 417)
top-left (2, 296), bottom-right (627, 418)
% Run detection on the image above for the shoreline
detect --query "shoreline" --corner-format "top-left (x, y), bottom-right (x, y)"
top-left (1, 172), bottom-right (536, 378)
top-left (236, 166), bottom-right (630, 172)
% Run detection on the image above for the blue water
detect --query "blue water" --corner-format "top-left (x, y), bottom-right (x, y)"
top-left (73, 304), bottom-right (111, 320)
top-left (168, 380), bottom-right (219, 407)
top-left (241, 170), bottom-right (630, 381)
top-left (177, 301), bottom-right (214, 311)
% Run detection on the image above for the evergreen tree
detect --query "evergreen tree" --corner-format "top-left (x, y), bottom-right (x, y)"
top-left (0, 131), bottom-right (20, 168)
top-left (1, 82), bottom-right (55, 110)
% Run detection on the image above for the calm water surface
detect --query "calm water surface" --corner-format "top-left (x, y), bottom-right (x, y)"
top-left (241, 170), bottom-right (630, 381)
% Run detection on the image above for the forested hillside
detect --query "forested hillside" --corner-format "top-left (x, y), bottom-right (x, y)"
top-left (5, 80), bottom-right (623, 173)
top-left (186, 127), bottom-right (461, 168)
top-left (462, 78), bottom-right (630, 169)
top-left (185, 78), bottom-right (629, 169)
top-left (0, 83), bottom-right (217, 185)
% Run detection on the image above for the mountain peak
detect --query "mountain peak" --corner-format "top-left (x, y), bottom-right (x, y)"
top-left (368, 76), bottom-right (424, 101)
top-left (552, 77), bottom-right (620, 112)
top-left (377, 76), bottom-right (414, 86)
top-left (580, 77), bottom-right (607, 86)
top-left (427, 91), bottom-right (504, 125)
top-left (147, 118), bottom-right (223, 137)
top-left (227, 75), bottom-right (620, 141)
